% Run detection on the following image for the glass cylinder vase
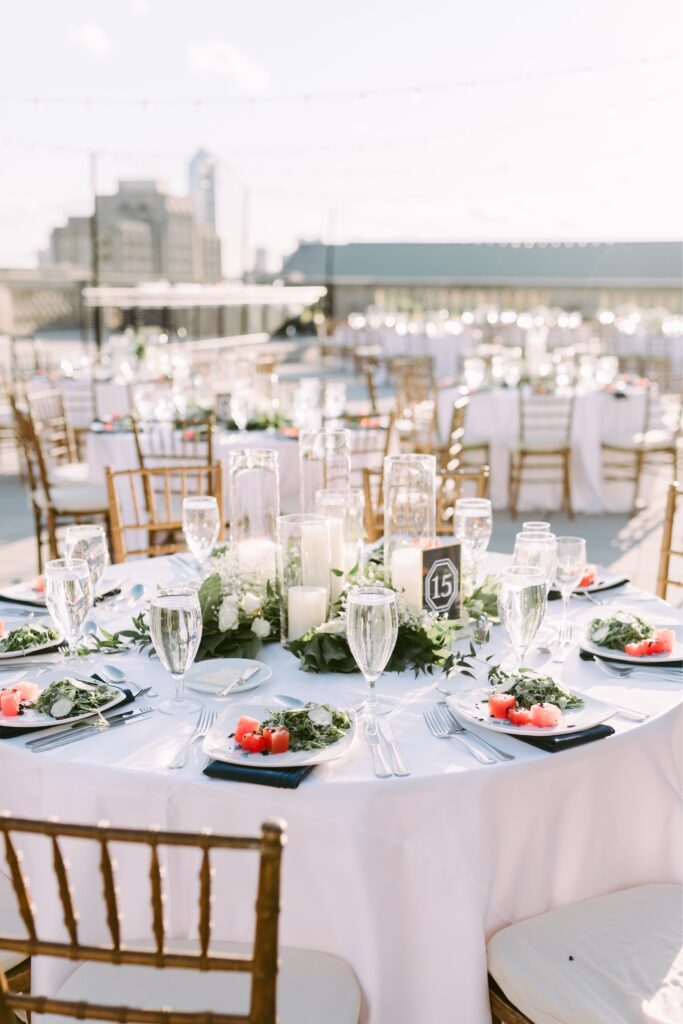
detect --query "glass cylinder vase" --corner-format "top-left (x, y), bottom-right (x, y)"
top-left (228, 449), bottom-right (280, 590)
top-left (277, 514), bottom-right (331, 642)
top-left (299, 428), bottom-right (351, 513)
top-left (314, 487), bottom-right (365, 605)
top-left (384, 454), bottom-right (436, 612)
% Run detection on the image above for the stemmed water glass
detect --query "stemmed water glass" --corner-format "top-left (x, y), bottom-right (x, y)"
top-left (64, 524), bottom-right (109, 593)
top-left (554, 536), bottom-right (587, 649)
top-left (149, 587), bottom-right (202, 715)
top-left (497, 566), bottom-right (547, 669)
top-left (182, 496), bottom-right (220, 576)
top-left (521, 521), bottom-right (551, 533)
top-left (346, 587), bottom-right (398, 718)
top-left (453, 498), bottom-right (492, 595)
top-left (513, 532), bottom-right (557, 645)
top-left (230, 387), bottom-right (251, 433)
top-left (44, 558), bottom-right (94, 665)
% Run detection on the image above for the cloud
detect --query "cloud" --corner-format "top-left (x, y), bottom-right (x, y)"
top-left (69, 23), bottom-right (112, 57)
top-left (187, 40), bottom-right (269, 93)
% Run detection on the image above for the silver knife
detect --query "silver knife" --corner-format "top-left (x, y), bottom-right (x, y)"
top-left (31, 709), bottom-right (154, 752)
top-left (364, 718), bottom-right (392, 778)
top-left (379, 719), bottom-right (410, 776)
top-left (28, 707), bottom-right (152, 749)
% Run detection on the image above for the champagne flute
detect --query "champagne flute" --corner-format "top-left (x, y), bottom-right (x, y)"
top-left (554, 536), bottom-right (587, 649)
top-left (346, 587), bottom-right (398, 717)
top-left (44, 558), bottom-right (94, 664)
top-left (149, 587), bottom-right (202, 715)
top-left (64, 524), bottom-right (109, 591)
top-left (182, 496), bottom-right (220, 574)
top-left (497, 566), bottom-right (546, 669)
top-left (454, 498), bottom-right (492, 595)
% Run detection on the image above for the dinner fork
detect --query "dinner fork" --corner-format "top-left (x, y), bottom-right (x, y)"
top-left (437, 703), bottom-right (515, 761)
top-left (591, 656), bottom-right (682, 686)
top-left (169, 707), bottom-right (216, 769)
top-left (423, 708), bottom-right (496, 765)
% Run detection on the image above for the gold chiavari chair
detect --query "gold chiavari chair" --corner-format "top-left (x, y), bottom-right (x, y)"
top-left (436, 465), bottom-right (490, 530)
top-left (361, 468), bottom-right (384, 543)
top-left (0, 816), bottom-right (361, 1024)
top-left (391, 356), bottom-right (439, 453)
top-left (436, 396), bottom-right (490, 471)
top-left (601, 384), bottom-right (682, 513)
top-left (508, 390), bottom-right (575, 518)
top-left (26, 386), bottom-right (90, 484)
top-left (656, 480), bottom-right (683, 602)
top-left (106, 462), bottom-right (224, 562)
top-left (11, 400), bottom-right (110, 569)
top-left (0, 871), bottom-right (30, 1004)
top-left (0, 368), bottom-right (17, 467)
top-left (347, 413), bottom-right (396, 491)
top-left (131, 417), bottom-right (214, 470)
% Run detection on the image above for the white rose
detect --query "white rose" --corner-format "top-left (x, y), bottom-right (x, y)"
top-left (316, 619), bottom-right (346, 635)
top-left (241, 592), bottom-right (262, 616)
top-left (251, 616), bottom-right (271, 638)
top-left (218, 599), bottom-right (240, 632)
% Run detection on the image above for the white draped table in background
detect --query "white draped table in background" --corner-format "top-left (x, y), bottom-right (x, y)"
top-left (0, 553), bottom-right (681, 1023)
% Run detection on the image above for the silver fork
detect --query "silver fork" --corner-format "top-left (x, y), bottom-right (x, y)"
top-left (169, 707), bottom-right (216, 769)
top-left (592, 656), bottom-right (682, 685)
top-left (423, 707), bottom-right (496, 765)
top-left (437, 704), bottom-right (515, 761)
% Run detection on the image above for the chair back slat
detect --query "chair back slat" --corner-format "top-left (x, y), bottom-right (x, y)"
top-left (437, 466), bottom-right (490, 528)
top-left (520, 390), bottom-right (574, 446)
top-left (0, 816), bottom-right (285, 1024)
top-left (657, 481), bottom-right (683, 600)
top-left (27, 388), bottom-right (79, 469)
top-left (51, 836), bottom-right (79, 946)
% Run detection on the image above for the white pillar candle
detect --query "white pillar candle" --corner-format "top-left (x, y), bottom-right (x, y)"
top-left (237, 538), bottom-right (277, 585)
top-left (301, 522), bottom-right (331, 591)
top-left (287, 585), bottom-right (328, 640)
top-left (327, 517), bottom-right (345, 603)
top-left (391, 547), bottom-right (423, 612)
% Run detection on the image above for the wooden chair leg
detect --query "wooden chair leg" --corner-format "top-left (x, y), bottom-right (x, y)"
top-left (632, 450), bottom-right (644, 514)
top-left (33, 506), bottom-right (44, 573)
top-left (509, 456), bottom-right (518, 519)
top-left (46, 509), bottom-right (59, 560)
top-left (563, 452), bottom-right (573, 518)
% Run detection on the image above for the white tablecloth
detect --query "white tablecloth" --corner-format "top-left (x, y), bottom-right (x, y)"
top-left (437, 386), bottom-right (658, 513)
top-left (0, 554), bottom-right (681, 1023)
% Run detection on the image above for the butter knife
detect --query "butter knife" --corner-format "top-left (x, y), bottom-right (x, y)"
top-left (25, 705), bottom-right (147, 746)
top-left (364, 718), bottom-right (392, 778)
top-left (29, 708), bottom-right (152, 749)
top-left (379, 719), bottom-right (410, 776)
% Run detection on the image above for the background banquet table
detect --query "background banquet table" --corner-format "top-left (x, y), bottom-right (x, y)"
top-left (0, 554), bottom-right (680, 1023)
top-left (437, 385), bottom-right (657, 513)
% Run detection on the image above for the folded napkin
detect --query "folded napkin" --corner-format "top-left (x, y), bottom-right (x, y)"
top-left (203, 761), bottom-right (314, 789)
top-left (518, 723), bottom-right (615, 752)
top-left (0, 584), bottom-right (121, 609)
top-left (548, 577), bottom-right (629, 600)
top-left (0, 685), bottom-right (136, 740)
top-left (580, 649), bottom-right (683, 669)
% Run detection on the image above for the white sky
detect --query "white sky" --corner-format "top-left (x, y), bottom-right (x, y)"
top-left (1, 0), bottom-right (681, 275)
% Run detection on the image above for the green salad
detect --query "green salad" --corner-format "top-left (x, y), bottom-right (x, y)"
top-left (34, 678), bottom-right (117, 719)
top-left (261, 702), bottom-right (352, 751)
top-left (488, 667), bottom-right (584, 710)
top-left (0, 624), bottom-right (60, 653)
top-left (588, 612), bottom-right (655, 651)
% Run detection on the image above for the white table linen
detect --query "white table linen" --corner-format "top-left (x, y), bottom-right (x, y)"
top-left (0, 553), bottom-right (681, 1023)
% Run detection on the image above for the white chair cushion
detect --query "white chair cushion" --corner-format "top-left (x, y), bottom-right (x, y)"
top-left (602, 430), bottom-right (675, 451)
top-left (32, 483), bottom-right (108, 513)
top-left (0, 870), bottom-right (29, 975)
top-left (488, 883), bottom-right (683, 1024)
top-left (48, 462), bottom-right (91, 486)
top-left (41, 940), bottom-right (361, 1024)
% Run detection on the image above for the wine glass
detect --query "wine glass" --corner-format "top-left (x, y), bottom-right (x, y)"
top-left (346, 587), bottom-right (398, 717)
top-left (521, 521), bottom-right (551, 533)
top-left (149, 587), bottom-right (202, 715)
top-left (513, 532), bottom-right (557, 594)
top-left (182, 496), bottom-right (220, 574)
top-left (64, 524), bottom-right (109, 592)
top-left (497, 566), bottom-right (546, 669)
top-left (44, 558), bottom-right (94, 665)
top-left (554, 536), bottom-right (587, 649)
top-left (454, 498), bottom-right (492, 595)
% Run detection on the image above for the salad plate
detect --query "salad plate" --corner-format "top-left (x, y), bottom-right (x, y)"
top-left (203, 701), bottom-right (357, 768)
top-left (580, 635), bottom-right (683, 665)
top-left (448, 688), bottom-right (615, 737)
top-left (185, 658), bottom-right (271, 696)
top-left (0, 621), bottom-right (63, 659)
top-left (581, 612), bottom-right (682, 665)
top-left (0, 669), bottom-right (125, 729)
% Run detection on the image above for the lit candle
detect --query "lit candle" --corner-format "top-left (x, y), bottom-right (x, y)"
top-left (301, 522), bottom-right (331, 591)
top-left (287, 585), bottom-right (328, 640)
top-left (327, 517), bottom-right (345, 603)
top-left (391, 547), bottom-right (423, 612)
top-left (237, 538), bottom-right (277, 585)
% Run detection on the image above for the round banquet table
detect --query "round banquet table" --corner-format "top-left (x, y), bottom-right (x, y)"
top-left (0, 554), bottom-right (681, 1023)
top-left (437, 385), bottom-right (660, 513)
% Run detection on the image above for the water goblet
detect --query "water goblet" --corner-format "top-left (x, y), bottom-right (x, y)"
top-left (454, 498), bottom-right (492, 595)
top-left (64, 524), bottom-right (109, 592)
top-left (554, 536), bottom-right (587, 649)
top-left (346, 587), bottom-right (398, 718)
top-left (149, 587), bottom-right (202, 715)
top-left (497, 566), bottom-right (546, 670)
top-left (182, 496), bottom-right (220, 575)
top-left (44, 558), bottom-right (94, 665)
top-left (521, 521), bottom-right (551, 533)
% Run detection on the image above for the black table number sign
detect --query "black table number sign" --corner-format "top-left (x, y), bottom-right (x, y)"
top-left (422, 542), bottom-right (461, 619)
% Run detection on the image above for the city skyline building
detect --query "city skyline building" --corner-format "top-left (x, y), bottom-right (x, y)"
top-left (188, 149), bottom-right (217, 232)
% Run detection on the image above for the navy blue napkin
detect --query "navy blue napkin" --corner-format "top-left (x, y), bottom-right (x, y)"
top-left (580, 649), bottom-right (683, 669)
top-left (0, 683), bottom-right (136, 739)
top-left (203, 761), bottom-right (314, 788)
top-left (518, 722), bottom-right (615, 752)
top-left (548, 577), bottom-right (629, 600)
top-left (0, 586), bottom-right (121, 609)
